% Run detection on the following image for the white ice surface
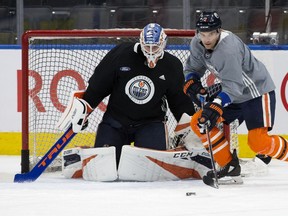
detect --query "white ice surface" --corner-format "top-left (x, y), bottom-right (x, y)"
top-left (0, 156), bottom-right (288, 216)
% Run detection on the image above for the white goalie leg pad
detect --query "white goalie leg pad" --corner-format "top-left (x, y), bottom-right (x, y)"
top-left (239, 156), bottom-right (269, 177)
top-left (118, 145), bottom-right (210, 181)
top-left (174, 113), bottom-right (204, 151)
top-left (62, 147), bottom-right (83, 179)
top-left (82, 147), bottom-right (118, 181)
top-left (56, 90), bottom-right (93, 133)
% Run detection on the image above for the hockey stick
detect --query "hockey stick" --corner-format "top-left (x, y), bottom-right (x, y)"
top-left (199, 96), bottom-right (219, 189)
top-left (202, 125), bottom-right (219, 188)
top-left (14, 126), bottom-right (76, 183)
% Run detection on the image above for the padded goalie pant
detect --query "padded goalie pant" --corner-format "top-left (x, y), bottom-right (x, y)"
top-left (94, 113), bottom-right (168, 166)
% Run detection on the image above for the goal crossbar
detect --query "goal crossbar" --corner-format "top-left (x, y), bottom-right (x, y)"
top-left (21, 29), bottom-right (196, 173)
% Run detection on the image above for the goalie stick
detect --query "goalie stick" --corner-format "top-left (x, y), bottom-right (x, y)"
top-left (14, 126), bottom-right (76, 183)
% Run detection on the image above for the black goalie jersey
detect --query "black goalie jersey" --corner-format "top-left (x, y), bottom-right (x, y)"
top-left (83, 42), bottom-right (195, 126)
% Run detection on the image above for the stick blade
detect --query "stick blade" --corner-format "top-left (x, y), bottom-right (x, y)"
top-left (202, 175), bottom-right (219, 189)
top-left (14, 127), bottom-right (76, 183)
top-left (14, 172), bottom-right (38, 183)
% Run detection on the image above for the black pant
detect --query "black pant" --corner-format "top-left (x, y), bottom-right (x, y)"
top-left (94, 114), bottom-right (167, 165)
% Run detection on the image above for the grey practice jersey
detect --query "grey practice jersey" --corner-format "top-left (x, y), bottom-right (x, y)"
top-left (184, 30), bottom-right (276, 104)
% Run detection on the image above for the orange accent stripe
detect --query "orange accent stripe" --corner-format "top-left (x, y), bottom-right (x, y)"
top-left (211, 104), bottom-right (223, 115)
top-left (202, 128), bottom-right (223, 147)
top-left (72, 169), bottom-right (83, 178)
top-left (74, 91), bottom-right (85, 99)
top-left (276, 137), bottom-right (287, 160)
top-left (146, 156), bottom-right (201, 179)
top-left (263, 93), bottom-right (270, 127)
top-left (82, 155), bottom-right (97, 167)
top-left (174, 123), bottom-right (190, 132)
top-left (183, 80), bottom-right (194, 94)
top-left (202, 128), bottom-right (231, 166)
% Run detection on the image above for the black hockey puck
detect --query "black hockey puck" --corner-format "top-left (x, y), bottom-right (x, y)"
top-left (186, 192), bottom-right (196, 196)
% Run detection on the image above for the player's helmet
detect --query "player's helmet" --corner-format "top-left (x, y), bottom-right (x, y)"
top-left (140, 23), bottom-right (167, 68)
top-left (196, 11), bottom-right (222, 32)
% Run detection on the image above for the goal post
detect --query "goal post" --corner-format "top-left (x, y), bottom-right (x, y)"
top-left (20, 29), bottom-right (239, 175)
top-left (20, 29), bottom-right (196, 173)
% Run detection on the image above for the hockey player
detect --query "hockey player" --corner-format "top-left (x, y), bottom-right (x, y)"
top-left (183, 11), bottom-right (287, 185)
top-left (59, 23), bottom-right (195, 168)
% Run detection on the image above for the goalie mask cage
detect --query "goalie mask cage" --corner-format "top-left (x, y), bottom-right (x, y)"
top-left (21, 29), bottom-right (238, 174)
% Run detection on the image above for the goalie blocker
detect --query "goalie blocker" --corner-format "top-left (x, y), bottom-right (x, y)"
top-left (56, 90), bottom-right (94, 133)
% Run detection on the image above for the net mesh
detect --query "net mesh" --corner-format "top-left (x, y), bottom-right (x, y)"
top-left (24, 30), bottom-right (238, 171)
top-left (25, 31), bottom-right (192, 170)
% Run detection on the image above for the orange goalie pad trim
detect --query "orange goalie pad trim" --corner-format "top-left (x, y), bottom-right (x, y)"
top-left (73, 90), bottom-right (85, 99)
top-left (69, 155), bottom-right (98, 179)
top-left (73, 90), bottom-right (94, 113)
top-left (174, 122), bottom-right (190, 132)
top-left (146, 156), bottom-right (201, 179)
top-left (72, 169), bottom-right (83, 178)
top-left (82, 155), bottom-right (97, 167)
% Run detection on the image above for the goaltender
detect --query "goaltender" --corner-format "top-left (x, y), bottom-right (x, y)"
top-left (58, 23), bottom-right (196, 167)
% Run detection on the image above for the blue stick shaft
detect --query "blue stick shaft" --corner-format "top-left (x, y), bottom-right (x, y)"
top-left (14, 126), bottom-right (76, 183)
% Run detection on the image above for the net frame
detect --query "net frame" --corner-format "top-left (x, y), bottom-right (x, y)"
top-left (21, 29), bottom-right (196, 173)
top-left (21, 29), bottom-right (239, 174)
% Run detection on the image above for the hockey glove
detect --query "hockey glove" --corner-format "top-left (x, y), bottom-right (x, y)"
top-left (183, 78), bottom-right (207, 107)
top-left (56, 91), bottom-right (94, 133)
top-left (198, 101), bottom-right (223, 134)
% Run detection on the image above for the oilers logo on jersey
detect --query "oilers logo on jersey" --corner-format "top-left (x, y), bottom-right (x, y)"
top-left (125, 75), bottom-right (155, 104)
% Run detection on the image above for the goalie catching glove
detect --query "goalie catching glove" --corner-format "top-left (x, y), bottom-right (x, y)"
top-left (56, 90), bottom-right (94, 133)
top-left (198, 98), bottom-right (223, 134)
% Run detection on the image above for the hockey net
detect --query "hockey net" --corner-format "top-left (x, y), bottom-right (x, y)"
top-left (21, 29), bottom-right (238, 173)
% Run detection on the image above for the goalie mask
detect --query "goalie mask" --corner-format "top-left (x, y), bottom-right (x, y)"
top-left (140, 23), bottom-right (167, 68)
